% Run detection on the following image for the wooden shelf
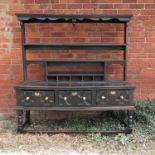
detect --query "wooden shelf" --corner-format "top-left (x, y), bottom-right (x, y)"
top-left (47, 71), bottom-right (103, 76)
top-left (26, 59), bottom-right (125, 65)
top-left (23, 43), bottom-right (126, 50)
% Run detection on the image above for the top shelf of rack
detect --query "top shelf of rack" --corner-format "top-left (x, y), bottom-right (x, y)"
top-left (16, 14), bottom-right (132, 23)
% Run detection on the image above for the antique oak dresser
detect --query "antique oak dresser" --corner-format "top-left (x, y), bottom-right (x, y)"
top-left (14, 14), bottom-right (135, 134)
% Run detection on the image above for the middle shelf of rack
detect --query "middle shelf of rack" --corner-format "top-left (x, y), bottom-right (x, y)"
top-left (23, 43), bottom-right (127, 50)
top-left (26, 59), bottom-right (126, 66)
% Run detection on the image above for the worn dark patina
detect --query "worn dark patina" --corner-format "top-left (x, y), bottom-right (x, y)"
top-left (14, 14), bottom-right (135, 134)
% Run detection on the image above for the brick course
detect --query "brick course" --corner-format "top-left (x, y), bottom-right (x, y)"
top-left (0, 0), bottom-right (155, 112)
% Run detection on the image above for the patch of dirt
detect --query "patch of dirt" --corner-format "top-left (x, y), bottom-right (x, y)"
top-left (0, 119), bottom-right (155, 155)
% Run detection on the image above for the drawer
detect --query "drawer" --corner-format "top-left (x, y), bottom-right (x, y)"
top-left (16, 90), bottom-right (54, 107)
top-left (97, 90), bottom-right (131, 105)
top-left (58, 91), bottom-right (92, 106)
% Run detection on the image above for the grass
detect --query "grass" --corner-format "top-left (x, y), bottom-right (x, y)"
top-left (134, 100), bottom-right (155, 138)
top-left (30, 113), bottom-right (124, 131)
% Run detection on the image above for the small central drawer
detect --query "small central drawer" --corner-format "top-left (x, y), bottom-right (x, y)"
top-left (16, 90), bottom-right (54, 107)
top-left (58, 91), bottom-right (92, 106)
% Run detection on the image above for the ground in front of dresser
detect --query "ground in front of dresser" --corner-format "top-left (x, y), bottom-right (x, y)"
top-left (0, 115), bottom-right (155, 155)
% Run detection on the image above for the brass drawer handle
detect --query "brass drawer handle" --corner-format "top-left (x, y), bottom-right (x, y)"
top-left (45, 96), bottom-right (49, 101)
top-left (83, 97), bottom-right (86, 100)
top-left (101, 96), bottom-right (106, 99)
top-left (120, 95), bottom-right (124, 99)
top-left (34, 92), bottom-right (40, 96)
top-left (64, 97), bottom-right (68, 100)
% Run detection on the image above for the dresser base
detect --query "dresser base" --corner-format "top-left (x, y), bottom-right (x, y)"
top-left (15, 81), bottom-right (135, 134)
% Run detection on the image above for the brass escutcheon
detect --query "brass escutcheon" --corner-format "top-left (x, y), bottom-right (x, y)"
top-left (34, 92), bottom-right (40, 96)
top-left (110, 91), bottom-right (116, 95)
top-left (72, 92), bottom-right (78, 96)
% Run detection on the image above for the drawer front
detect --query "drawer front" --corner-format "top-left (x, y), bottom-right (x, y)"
top-left (58, 91), bottom-right (92, 106)
top-left (97, 90), bottom-right (131, 105)
top-left (16, 90), bottom-right (54, 107)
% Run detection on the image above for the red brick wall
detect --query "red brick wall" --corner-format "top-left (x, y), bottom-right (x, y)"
top-left (0, 0), bottom-right (155, 112)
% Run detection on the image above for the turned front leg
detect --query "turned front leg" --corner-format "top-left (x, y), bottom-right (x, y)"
top-left (127, 110), bottom-right (134, 134)
top-left (17, 110), bottom-right (23, 133)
